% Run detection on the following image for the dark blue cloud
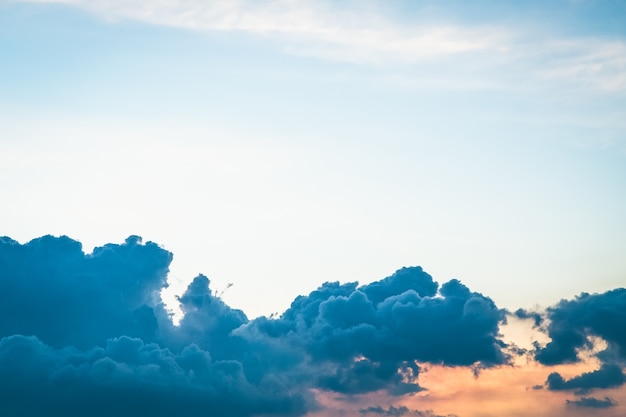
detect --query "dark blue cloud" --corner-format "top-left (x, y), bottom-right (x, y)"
top-left (535, 289), bottom-right (626, 365)
top-left (360, 266), bottom-right (438, 304)
top-left (0, 235), bottom-right (169, 348)
top-left (359, 405), bottom-right (458, 417)
top-left (360, 406), bottom-right (412, 416)
top-left (513, 308), bottom-right (543, 327)
top-left (534, 288), bottom-right (626, 393)
top-left (0, 235), bottom-right (518, 414)
top-left (0, 334), bottom-right (308, 417)
top-left (170, 274), bottom-right (248, 358)
top-left (240, 268), bottom-right (509, 395)
top-left (546, 363), bottom-right (625, 393)
top-left (565, 396), bottom-right (617, 408)
top-left (0, 235), bottom-right (309, 416)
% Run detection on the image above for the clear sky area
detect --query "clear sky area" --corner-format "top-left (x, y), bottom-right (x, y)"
top-left (1, 1), bottom-right (625, 416)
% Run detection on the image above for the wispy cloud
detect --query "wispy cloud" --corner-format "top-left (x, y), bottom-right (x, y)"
top-left (18, 0), bottom-right (507, 61)
top-left (566, 396), bottom-right (618, 408)
top-left (359, 405), bottom-right (457, 417)
top-left (16, 0), bottom-right (626, 92)
top-left (536, 39), bottom-right (626, 93)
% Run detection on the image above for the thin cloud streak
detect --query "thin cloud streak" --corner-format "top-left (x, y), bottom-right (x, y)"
top-left (18, 0), bottom-right (507, 60)
top-left (16, 0), bottom-right (626, 92)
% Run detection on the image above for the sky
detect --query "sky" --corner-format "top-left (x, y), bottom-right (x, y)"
top-left (1, 0), bottom-right (625, 416)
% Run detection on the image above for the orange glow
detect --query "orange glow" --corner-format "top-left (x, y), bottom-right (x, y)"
top-left (308, 361), bottom-right (626, 417)
top-left (306, 318), bottom-right (626, 417)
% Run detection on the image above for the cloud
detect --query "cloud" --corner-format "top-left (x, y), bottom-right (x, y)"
top-left (535, 289), bottom-right (626, 366)
top-left (15, 0), bottom-right (626, 92)
top-left (0, 235), bottom-right (514, 414)
top-left (0, 235), bottom-right (310, 416)
top-left (513, 308), bottom-right (543, 327)
top-left (535, 289), bottom-right (626, 396)
top-left (359, 405), bottom-right (458, 417)
top-left (360, 406), bottom-right (412, 416)
top-left (546, 363), bottom-right (625, 392)
top-left (170, 274), bottom-right (249, 358)
top-left (566, 396), bottom-right (617, 408)
top-left (10, 235), bottom-right (626, 416)
top-left (537, 40), bottom-right (626, 93)
top-left (0, 334), bottom-right (309, 417)
top-left (0, 235), bottom-right (170, 349)
top-left (239, 268), bottom-right (509, 395)
top-left (15, 0), bottom-right (506, 64)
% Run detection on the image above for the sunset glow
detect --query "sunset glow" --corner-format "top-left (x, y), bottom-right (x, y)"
top-left (1, 1), bottom-right (625, 416)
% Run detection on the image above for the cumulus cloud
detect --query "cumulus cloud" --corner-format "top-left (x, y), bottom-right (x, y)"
top-left (0, 334), bottom-right (307, 417)
top-left (170, 274), bottom-right (248, 358)
top-left (239, 268), bottom-right (509, 395)
top-left (9, 234), bottom-right (625, 416)
top-left (0, 235), bottom-right (510, 414)
top-left (0, 235), bottom-right (170, 349)
top-left (535, 289), bottom-right (626, 366)
top-left (0, 235), bottom-right (309, 416)
top-left (565, 396), bottom-right (617, 409)
top-left (534, 288), bottom-right (626, 393)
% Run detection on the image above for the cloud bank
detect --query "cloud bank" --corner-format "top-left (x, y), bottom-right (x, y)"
top-left (0, 235), bottom-right (624, 416)
top-left (0, 235), bottom-right (307, 416)
top-left (0, 235), bottom-right (509, 415)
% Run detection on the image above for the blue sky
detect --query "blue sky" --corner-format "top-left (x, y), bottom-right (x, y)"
top-left (1, 0), bottom-right (625, 319)
top-left (1, 2), bottom-right (626, 416)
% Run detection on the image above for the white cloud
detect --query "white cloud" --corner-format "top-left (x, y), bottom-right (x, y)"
top-left (537, 40), bottom-right (626, 92)
top-left (15, 0), bottom-right (626, 93)
top-left (16, 0), bottom-right (511, 61)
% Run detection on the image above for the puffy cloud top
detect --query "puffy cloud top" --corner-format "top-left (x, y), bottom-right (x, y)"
top-left (240, 267), bottom-right (508, 395)
top-left (535, 289), bottom-right (626, 366)
top-left (0, 235), bottom-right (170, 348)
top-left (0, 235), bottom-right (307, 416)
top-left (8, 235), bottom-right (622, 415)
top-left (534, 288), bottom-right (626, 393)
